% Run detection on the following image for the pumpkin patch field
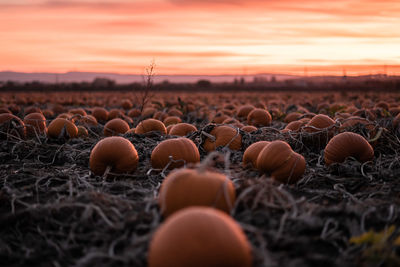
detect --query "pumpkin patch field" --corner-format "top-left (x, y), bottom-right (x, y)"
top-left (1, 91), bottom-right (400, 267)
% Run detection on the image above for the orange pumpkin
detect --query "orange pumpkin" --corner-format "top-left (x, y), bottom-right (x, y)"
top-left (242, 141), bottom-right (270, 168)
top-left (77, 125), bottom-right (89, 138)
top-left (92, 107), bottom-right (109, 122)
top-left (240, 125), bottom-right (257, 133)
top-left (324, 132), bottom-right (374, 165)
top-left (89, 136), bottom-right (139, 176)
top-left (151, 138), bottom-right (200, 170)
top-left (47, 118), bottom-right (78, 139)
top-left (104, 118), bottom-right (130, 136)
top-left (203, 125), bottom-right (242, 152)
top-left (303, 114), bottom-right (335, 133)
top-left (247, 108), bottom-right (272, 127)
top-left (24, 112), bottom-right (47, 137)
top-left (135, 119), bottom-right (167, 135)
top-left (169, 123), bottom-right (197, 136)
top-left (256, 140), bottom-right (306, 184)
top-left (158, 168), bottom-right (235, 217)
top-left (236, 105), bottom-right (255, 118)
top-left (163, 116), bottom-right (182, 127)
top-left (148, 207), bottom-right (252, 267)
top-left (0, 113), bottom-right (26, 139)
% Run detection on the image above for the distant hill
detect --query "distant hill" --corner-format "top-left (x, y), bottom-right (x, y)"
top-left (0, 71), bottom-right (298, 84)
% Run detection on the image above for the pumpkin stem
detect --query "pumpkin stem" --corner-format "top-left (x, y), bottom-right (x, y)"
top-left (368, 127), bottom-right (384, 143)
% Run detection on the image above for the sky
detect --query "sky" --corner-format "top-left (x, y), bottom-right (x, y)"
top-left (1, 0), bottom-right (400, 76)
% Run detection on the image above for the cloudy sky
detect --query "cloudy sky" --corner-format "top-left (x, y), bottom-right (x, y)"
top-left (1, 0), bottom-right (399, 75)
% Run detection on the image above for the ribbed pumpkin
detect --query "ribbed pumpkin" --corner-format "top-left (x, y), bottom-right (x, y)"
top-left (281, 120), bottom-right (305, 133)
top-left (247, 108), bottom-right (272, 127)
top-left (241, 125), bottom-right (257, 133)
top-left (107, 109), bottom-right (124, 120)
top-left (148, 207), bottom-right (252, 267)
top-left (47, 118), bottom-right (78, 139)
top-left (324, 132), bottom-right (374, 165)
top-left (0, 113), bottom-right (26, 139)
top-left (303, 114), bottom-right (335, 133)
top-left (24, 112), bottom-right (47, 137)
top-left (121, 99), bottom-right (133, 110)
top-left (203, 125), bottom-right (242, 152)
top-left (92, 107), bottom-right (109, 122)
top-left (78, 115), bottom-right (98, 127)
top-left (151, 138), bottom-right (200, 170)
top-left (256, 140), bottom-right (306, 184)
top-left (104, 118), bottom-right (130, 136)
top-left (127, 108), bottom-right (141, 118)
top-left (242, 141), bottom-right (270, 168)
top-left (284, 112), bottom-right (302, 123)
top-left (339, 116), bottom-right (375, 133)
top-left (169, 123), bottom-right (197, 136)
top-left (236, 105), bottom-right (255, 118)
top-left (163, 116), bottom-right (182, 127)
top-left (69, 108), bottom-right (87, 117)
top-left (158, 168), bottom-right (235, 217)
top-left (135, 119), bottom-right (167, 134)
top-left (77, 125), bottom-right (89, 138)
top-left (89, 136), bottom-right (139, 176)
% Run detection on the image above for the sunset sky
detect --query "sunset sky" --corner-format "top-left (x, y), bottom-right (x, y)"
top-left (1, 0), bottom-right (400, 75)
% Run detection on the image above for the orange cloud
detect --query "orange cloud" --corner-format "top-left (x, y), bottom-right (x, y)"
top-left (0, 0), bottom-right (400, 75)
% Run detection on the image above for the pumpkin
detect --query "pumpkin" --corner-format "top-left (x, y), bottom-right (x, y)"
top-left (107, 109), bottom-right (124, 120)
top-left (163, 116), bottom-right (182, 127)
top-left (303, 114), bottom-right (335, 133)
top-left (203, 125), bottom-right (242, 152)
top-left (127, 108), bottom-right (141, 118)
top-left (148, 207), bottom-right (252, 267)
top-left (142, 107), bottom-right (157, 118)
top-left (24, 106), bottom-right (42, 115)
top-left (256, 140), bottom-right (306, 184)
top-left (242, 141), bottom-right (270, 168)
top-left (212, 113), bottom-right (230, 124)
top-left (241, 125), bottom-right (257, 133)
top-left (77, 125), bottom-right (89, 138)
top-left (121, 99), bottom-right (133, 110)
top-left (153, 111), bottom-right (168, 121)
top-left (222, 118), bottom-right (244, 128)
top-left (78, 115), bottom-right (98, 127)
top-left (247, 108), bottom-right (272, 127)
top-left (339, 116), bottom-right (375, 132)
top-left (92, 107), bottom-right (109, 122)
top-left (281, 120), bottom-right (305, 133)
top-left (0, 107), bottom-right (12, 114)
top-left (324, 132), bottom-right (374, 165)
top-left (89, 136), bottom-right (139, 176)
top-left (135, 119), bottom-right (167, 134)
top-left (42, 109), bottom-right (54, 118)
top-left (47, 118), bottom-right (78, 139)
top-left (0, 113), bottom-right (26, 139)
top-left (236, 105), bottom-right (255, 118)
top-left (169, 123), bottom-right (197, 136)
top-left (24, 112), bottom-right (47, 137)
top-left (284, 112), bottom-right (302, 123)
top-left (69, 108), bottom-right (87, 117)
top-left (151, 138), bottom-right (200, 170)
top-left (104, 118), bottom-right (130, 136)
top-left (158, 168), bottom-right (235, 217)
top-left (168, 108), bottom-right (183, 117)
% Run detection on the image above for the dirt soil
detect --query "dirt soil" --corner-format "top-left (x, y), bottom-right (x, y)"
top-left (1, 117), bottom-right (400, 267)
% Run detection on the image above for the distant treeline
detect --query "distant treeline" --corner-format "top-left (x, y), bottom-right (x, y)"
top-left (1, 78), bottom-right (400, 92)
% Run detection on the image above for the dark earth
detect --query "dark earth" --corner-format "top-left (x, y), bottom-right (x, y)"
top-left (1, 96), bottom-right (400, 267)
